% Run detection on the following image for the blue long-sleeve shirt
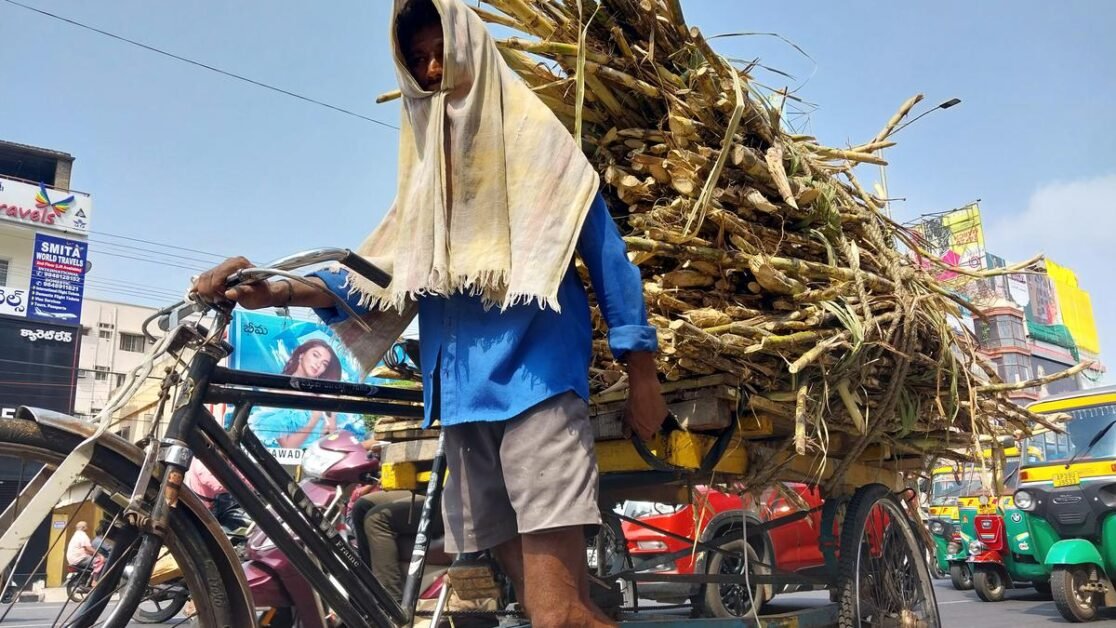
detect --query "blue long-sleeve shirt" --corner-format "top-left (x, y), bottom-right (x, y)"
top-left (313, 192), bottom-right (657, 428)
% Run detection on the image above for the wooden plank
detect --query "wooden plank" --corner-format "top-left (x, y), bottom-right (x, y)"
top-left (373, 419), bottom-right (440, 442)
top-left (753, 444), bottom-right (903, 491)
top-left (382, 438), bottom-right (440, 464)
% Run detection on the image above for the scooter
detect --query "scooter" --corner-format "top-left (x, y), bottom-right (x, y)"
top-left (243, 430), bottom-right (456, 628)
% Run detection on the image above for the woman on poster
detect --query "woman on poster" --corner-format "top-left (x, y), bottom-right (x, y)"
top-left (249, 339), bottom-right (345, 449)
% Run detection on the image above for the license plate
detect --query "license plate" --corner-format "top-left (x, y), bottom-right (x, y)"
top-left (1053, 471), bottom-right (1081, 487)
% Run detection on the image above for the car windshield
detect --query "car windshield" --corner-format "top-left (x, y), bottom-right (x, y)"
top-left (1027, 402), bottom-right (1116, 464)
top-left (930, 468), bottom-right (982, 505)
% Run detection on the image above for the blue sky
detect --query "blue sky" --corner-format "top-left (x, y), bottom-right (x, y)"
top-left (2, 1), bottom-right (1114, 356)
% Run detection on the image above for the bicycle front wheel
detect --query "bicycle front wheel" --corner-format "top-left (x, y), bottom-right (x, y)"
top-left (0, 417), bottom-right (237, 627)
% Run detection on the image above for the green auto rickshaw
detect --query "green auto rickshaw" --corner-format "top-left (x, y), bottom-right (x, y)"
top-left (1014, 387), bottom-right (1116, 621)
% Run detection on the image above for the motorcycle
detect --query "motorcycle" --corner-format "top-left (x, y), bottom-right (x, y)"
top-left (244, 430), bottom-right (458, 627)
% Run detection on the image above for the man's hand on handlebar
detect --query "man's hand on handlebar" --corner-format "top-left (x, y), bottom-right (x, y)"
top-left (193, 257), bottom-right (276, 309)
top-left (193, 257), bottom-right (335, 310)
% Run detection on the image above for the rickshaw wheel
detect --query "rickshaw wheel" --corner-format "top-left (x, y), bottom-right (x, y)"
top-left (973, 567), bottom-right (1006, 602)
top-left (1033, 580), bottom-right (1053, 599)
top-left (1051, 565), bottom-right (1099, 623)
top-left (836, 484), bottom-right (941, 628)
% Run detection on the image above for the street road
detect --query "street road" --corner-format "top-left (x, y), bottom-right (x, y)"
top-left (6, 578), bottom-right (1116, 626)
top-left (0, 601), bottom-right (184, 627)
top-left (762, 577), bottom-right (1116, 627)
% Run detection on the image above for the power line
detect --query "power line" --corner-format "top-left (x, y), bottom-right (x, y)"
top-left (1, 0), bottom-right (399, 131)
top-left (95, 230), bottom-right (229, 260)
top-left (1, 228), bottom-right (223, 268)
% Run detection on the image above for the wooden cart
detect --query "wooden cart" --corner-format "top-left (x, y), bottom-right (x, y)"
top-left (378, 376), bottom-right (941, 627)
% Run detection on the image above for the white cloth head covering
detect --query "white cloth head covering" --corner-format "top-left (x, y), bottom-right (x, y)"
top-left (334, 0), bottom-right (600, 370)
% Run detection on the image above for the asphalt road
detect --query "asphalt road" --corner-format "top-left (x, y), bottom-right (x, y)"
top-left (0, 601), bottom-right (184, 627)
top-left (6, 578), bottom-right (1116, 626)
top-left (761, 577), bottom-right (1116, 627)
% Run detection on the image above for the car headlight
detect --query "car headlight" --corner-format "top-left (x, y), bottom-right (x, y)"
top-left (1014, 490), bottom-right (1034, 511)
top-left (969, 540), bottom-right (985, 555)
top-left (929, 520), bottom-right (945, 536)
top-left (300, 445), bottom-right (346, 479)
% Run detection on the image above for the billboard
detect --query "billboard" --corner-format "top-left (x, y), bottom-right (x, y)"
top-left (27, 233), bottom-right (87, 324)
top-left (225, 311), bottom-right (384, 462)
top-left (1045, 259), bottom-right (1100, 355)
top-left (910, 203), bottom-right (985, 281)
top-left (0, 176), bottom-right (92, 235)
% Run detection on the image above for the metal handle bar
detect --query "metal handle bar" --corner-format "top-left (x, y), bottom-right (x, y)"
top-left (144, 247), bottom-right (390, 336)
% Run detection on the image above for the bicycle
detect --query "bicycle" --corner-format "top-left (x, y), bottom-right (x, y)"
top-left (0, 248), bottom-right (432, 628)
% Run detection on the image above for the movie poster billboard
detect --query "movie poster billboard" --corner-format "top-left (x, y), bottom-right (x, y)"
top-left (225, 311), bottom-right (387, 463)
top-left (910, 203), bottom-right (986, 281)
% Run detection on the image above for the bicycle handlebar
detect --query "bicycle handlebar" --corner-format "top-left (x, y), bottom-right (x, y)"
top-left (144, 247), bottom-right (391, 336)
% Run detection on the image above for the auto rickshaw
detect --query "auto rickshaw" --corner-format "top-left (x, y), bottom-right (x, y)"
top-left (1014, 387), bottom-right (1116, 622)
top-left (963, 445), bottom-right (1051, 602)
top-left (927, 461), bottom-right (981, 589)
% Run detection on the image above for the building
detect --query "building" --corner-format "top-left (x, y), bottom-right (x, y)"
top-left (910, 204), bottom-right (1104, 404)
top-left (74, 297), bottom-right (160, 423)
top-left (0, 139), bottom-right (91, 591)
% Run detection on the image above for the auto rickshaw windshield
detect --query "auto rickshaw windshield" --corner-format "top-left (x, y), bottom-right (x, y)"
top-left (1027, 402), bottom-right (1116, 464)
top-left (930, 469), bottom-right (982, 505)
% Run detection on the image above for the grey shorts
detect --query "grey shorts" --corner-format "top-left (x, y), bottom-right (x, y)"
top-left (441, 392), bottom-right (601, 554)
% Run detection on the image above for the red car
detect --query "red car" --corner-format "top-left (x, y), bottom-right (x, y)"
top-left (620, 483), bottom-right (825, 618)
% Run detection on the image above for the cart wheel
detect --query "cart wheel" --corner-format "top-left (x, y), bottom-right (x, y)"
top-left (1051, 565), bottom-right (1099, 623)
top-left (835, 484), bottom-right (940, 628)
top-left (587, 515), bottom-right (636, 617)
top-left (973, 567), bottom-right (1006, 602)
top-left (949, 563), bottom-right (973, 591)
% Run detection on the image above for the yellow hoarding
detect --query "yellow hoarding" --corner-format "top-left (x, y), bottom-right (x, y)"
top-left (1045, 259), bottom-right (1100, 354)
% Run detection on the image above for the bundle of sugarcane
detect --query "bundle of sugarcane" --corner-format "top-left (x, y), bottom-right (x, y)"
top-left (380, 0), bottom-right (1077, 483)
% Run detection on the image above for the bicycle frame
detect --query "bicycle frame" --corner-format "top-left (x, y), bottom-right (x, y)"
top-left (135, 342), bottom-right (426, 628)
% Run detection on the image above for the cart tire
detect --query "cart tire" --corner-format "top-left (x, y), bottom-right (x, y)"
top-left (973, 567), bottom-right (1006, 602)
top-left (700, 537), bottom-right (766, 618)
top-left (1051, 565), bottom-right (1099, 622)
top-left (835, 484), bottom-right (940, 628)
top-left (949, 563), bottom-right (973, 591)
top-left (1033, 580), bottom-right (1053, 599)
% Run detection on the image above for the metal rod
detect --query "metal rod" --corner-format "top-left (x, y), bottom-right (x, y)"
top-left (210, 366), bottom-right (423, 403)
top-left (206, 385), bottom-right (424, 418)
top-left (195, 415), bottom-right (403, 626)
top-left (401, 434), bottom-right (447, 619)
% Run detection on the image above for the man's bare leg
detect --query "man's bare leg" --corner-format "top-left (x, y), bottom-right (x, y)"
top-left (492, 536), bottom-right (527, 614)
top-left (518, 526), bottom-right (616, 628)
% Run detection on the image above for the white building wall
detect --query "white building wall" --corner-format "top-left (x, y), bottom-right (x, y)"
top-left (74, 298), bottom-right (159, 419)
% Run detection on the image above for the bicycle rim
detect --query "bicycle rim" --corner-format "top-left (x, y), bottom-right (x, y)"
top-left (0, 418), bottom-right (232, 627)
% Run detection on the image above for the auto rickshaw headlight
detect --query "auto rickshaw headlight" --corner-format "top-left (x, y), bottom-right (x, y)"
top-left (1014, 490), bottom-right (1034, 511)
top-left (929, 520), bottom-right (945, 536)
top-left (978, 495), bottom-right (989, 506)
top-left (947, 541), bottom-right (961, 555)
top-left (969, 540), bottom-right (985, 555)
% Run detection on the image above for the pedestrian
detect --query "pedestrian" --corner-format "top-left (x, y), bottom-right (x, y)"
top-left (192, 0), bottom-right (666, 624)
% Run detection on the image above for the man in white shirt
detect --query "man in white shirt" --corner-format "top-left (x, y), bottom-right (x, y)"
top-left (66, 521), bottom-right (95, 569)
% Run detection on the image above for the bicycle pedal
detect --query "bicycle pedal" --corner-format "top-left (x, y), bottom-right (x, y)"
top-left (447, 559), bottom-right (501, 601)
